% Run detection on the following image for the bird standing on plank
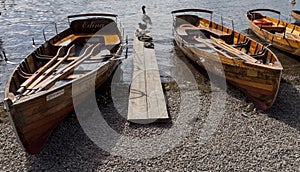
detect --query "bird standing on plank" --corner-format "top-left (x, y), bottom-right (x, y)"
top-left (141, 5), bottom-right (152, 26)
top-left (136, 5), bottom-right (154, 49)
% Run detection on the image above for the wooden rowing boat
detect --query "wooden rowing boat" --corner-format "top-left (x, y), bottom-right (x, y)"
top-left (246, 9), bottom-right (300, 57)
top-left (291, 10), bottom-right (300, 23)
top-left (3, 13), bottom-right (124, 154)
top-left (172, 9), bottom-right (283, 110)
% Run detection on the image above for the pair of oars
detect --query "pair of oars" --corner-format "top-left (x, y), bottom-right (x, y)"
top-left (209, 36), bottom-right (257, 63)
top-left (19, 43), bottom-right (101, 96)
top-left (28, 43), bottom-right (101, 95)
top-left (17, 45), bottom-right (75, 95)
top-left (193, 35), bottom-right (256, 63)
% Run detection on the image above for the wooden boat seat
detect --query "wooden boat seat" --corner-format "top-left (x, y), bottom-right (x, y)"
top-left (65, 74), bottom-right (84, 80)
top-left (260, 26), bottom-right (286, 33)
top-left (206, 27), bottom-right (231, 37)
top-left (64, 70), bottom-right (91, 80)
top-left (285, 33), bottom-right (300, 40)
top-left (179, 24), bottom-right (231, 37)
top-left (251, 48), bottom-right (268, 64)
top-left (211, 37), bottom-right (257, 63)
top-left (184, 27), bottom-right (233, 43)
top-left (232, 39), bottom-right (250, 48)
top-left (104, 35), bottom-right (120, 45)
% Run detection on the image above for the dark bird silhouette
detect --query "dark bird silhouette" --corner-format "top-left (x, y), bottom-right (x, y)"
top-left (141, 6), bottom-right (152, 25)
top-left (291, 0), bottom-right (296, 5)
top-left (1, 51), bottom-right (8, 61)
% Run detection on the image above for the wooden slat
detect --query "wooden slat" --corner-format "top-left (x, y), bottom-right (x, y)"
top-left (128, 34), bottom-right (168, 123)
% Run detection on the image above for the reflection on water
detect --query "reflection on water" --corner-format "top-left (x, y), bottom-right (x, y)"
top-left (0, 0), bottom-right (299, 100)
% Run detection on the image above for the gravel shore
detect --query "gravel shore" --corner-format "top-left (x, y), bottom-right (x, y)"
top-left (0, 55), bottom-right (300, 171)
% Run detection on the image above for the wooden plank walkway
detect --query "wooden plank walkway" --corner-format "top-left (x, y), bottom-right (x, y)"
top-left (127, 32), bottom-right (169, 124)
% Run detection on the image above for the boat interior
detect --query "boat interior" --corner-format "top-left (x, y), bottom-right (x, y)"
top-left (7, 17), bottom-right (122, 98)
top-left (246, 12), bottom-right (287, 34)
top-left (175, 14), bottom-right (279, 66)
top-left (247, 10), bottom-right (300, 38)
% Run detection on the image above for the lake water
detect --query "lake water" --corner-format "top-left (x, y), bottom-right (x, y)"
top-left (0, 0), bottom-right (299, 100)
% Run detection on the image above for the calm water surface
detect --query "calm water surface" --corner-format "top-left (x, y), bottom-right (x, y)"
top-left (0, 0), bottom-right (299, 99)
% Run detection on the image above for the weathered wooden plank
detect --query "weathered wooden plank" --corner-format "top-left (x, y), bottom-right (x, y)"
top-left (128, 36), bottom-right (148, 123)
top-left (128, 33), bottom-right (168, 123)
top-left (144, 46), bottom-right (168, 122)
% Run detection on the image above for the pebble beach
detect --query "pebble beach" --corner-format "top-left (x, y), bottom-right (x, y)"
top-left (1, 48), bottom-right (299, 171)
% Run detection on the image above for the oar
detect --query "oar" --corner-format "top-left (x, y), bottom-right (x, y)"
top-left (193, 35), bottom-right (253, 62)
top-left (209, 37), bottom-right (257, 63)
top-left (33, 43), bottom-right (101, 93)
top-left (23, 44), bottom-right (93, 95)
top-left (192, 36), bottom-right (234, 57)
top-left (17, 46), bottom-right (66, 94)
top-left (23, 45), bottom-right (76, 93)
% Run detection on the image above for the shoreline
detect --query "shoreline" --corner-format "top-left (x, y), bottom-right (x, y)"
top-left (0, 58), bottom-right (299, 170)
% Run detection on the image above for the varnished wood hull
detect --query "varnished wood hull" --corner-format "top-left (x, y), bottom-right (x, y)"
top-left (175, 36), bottom-right (281, 109)
top-left (3, 14), bottom-right (123, 154)
top-left (291, 10), bottom-right (300, 23)
top-left (246, 9), bottom-right (300, 57)
top-left (172, 9), bottom-right (282, 110)
top-left (5, 61), bottom-right (120, 154)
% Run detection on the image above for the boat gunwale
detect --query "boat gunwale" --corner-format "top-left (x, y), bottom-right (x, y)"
top-left (3, 14), bottom-right (124, 154)
top-left (246, 9), bottom-right (300, 57)
top-left (172, 8), bottom-right (283, 110)
top-left (172, 9), bottom-right (283, 70)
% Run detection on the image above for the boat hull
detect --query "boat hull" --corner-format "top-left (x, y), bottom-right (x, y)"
top-left (4, 59), bottom-right (120, 154)
top-left (174, 35), bottom-right (281, 109)
top-left (3, 14), bottom-right (123, 154)
top-left (171, 10), bottom-right (282, 110)
top-left (246, 9), bottom-right (300, 57)
top-left (246, 20), bottom-right (300, 56)
top-left (291, 10), bottom-right (300, 23)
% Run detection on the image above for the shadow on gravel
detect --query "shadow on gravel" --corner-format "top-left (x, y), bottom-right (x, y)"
top-left (173, 45), bottom-right (213, 92)
top-left (128, 121), bottom-right (173, 130)
top-left (266, 81), bottom-right (300, 132)
top-left (25, 74), bottom-right (127, 171)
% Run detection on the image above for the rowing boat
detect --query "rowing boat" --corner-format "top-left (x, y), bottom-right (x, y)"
top-left (246, 8), bottom-right (300, 57)
top-left (172, 9), bottom-right (283, 110)
top-left (291, 10), bottom-right (300, 23)
top-left (3, 13), bottom-right (124, 154)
